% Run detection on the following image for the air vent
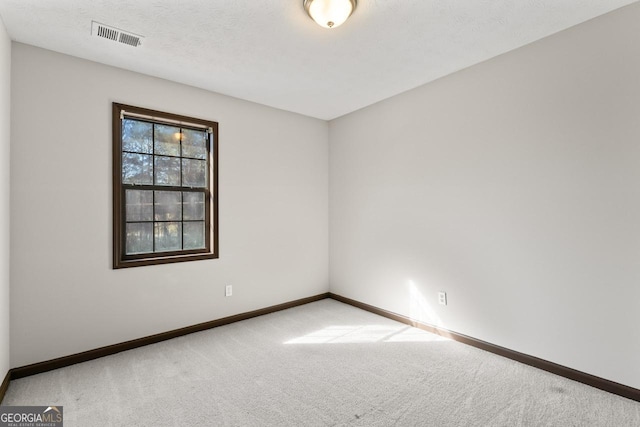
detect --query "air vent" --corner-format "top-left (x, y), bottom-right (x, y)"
top-left (91, 21), bottom-right (143, 47)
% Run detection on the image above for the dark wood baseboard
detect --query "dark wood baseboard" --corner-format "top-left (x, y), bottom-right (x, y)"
top-left (7, 291), bottom-right (639, 404)
top-left (0, 370), bottom-right (9, 404)
top-left (329, 292), bottom-right (640, 403)
top-left (11, 292), bottom-right (330, 380)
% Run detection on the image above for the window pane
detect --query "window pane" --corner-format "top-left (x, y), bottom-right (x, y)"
top-left (154, 222), bottom-right (182, 252)
top-left (122, 119), bottom-right (152, 154)
top-left (182, 128), bottom-right (207, 159)
top-left (154, 124), bottom-right (181, 156)
top-left (122, 153), bottom-right (153, 185)
top-left (126, 223), bottom-right (153, 254)
top-left (154, 156), bottom-right (181, 186)
top-left (183, 221), bottom-right (205, 250)
top-left (154, 191), bottom-right (182, 221)
top-left (183, 192), bottom-right (204, 220)
top-left (182, 159), bottom-right (206, 187)
top-left (126, 190), bottom-right (153, 221)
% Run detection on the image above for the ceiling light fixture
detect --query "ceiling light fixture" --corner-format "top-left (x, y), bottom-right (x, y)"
top-left (303, 0), bottom-right (357, 29)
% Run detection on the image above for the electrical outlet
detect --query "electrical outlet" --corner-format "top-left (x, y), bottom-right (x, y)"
top-left (438, 291), bottom-right (447, 306)
top-left (225, 285), bottom-right (233, 297)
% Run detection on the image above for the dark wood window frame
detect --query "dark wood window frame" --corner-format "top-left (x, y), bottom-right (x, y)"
top-left (113, 103), bottom-right (219, 268)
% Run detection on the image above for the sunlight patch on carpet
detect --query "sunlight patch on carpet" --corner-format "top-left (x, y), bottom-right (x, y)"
top-left (284, 324), bottom-right (449, 344)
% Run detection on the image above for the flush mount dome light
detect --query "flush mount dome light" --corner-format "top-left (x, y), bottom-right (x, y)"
top-left (304, 0), bottom-right (357, 29)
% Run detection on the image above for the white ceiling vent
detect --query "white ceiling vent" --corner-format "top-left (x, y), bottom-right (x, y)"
top-left (91, 21), bottom-right (143, 47)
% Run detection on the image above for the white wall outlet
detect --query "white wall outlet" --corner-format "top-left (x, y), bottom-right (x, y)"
top-left (225, 285), bottom-right (233, 297)
top-left (438, 291), bottom-right (447, 306)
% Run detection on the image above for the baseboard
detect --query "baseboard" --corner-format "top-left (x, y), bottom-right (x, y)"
top-left (328, 292), bottom-right (640, 403)
top-left (8, 291), bottom-right (639, 403)
top-left (0, 370), bottom-right (9, 404)
top-left (11, 292), bottom-right (330, 380)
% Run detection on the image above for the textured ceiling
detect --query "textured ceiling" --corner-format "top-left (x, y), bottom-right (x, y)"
top-left (0, 0), bottom-right (637, 120)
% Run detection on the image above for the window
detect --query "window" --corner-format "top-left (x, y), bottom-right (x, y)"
top-left (113, 103), bottom-right (218, 268)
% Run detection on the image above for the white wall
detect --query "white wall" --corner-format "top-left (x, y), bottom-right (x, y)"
top-left (10, 43), bottom-right (328, 367)
top-left (0, 18), bottom-right (10, 380)
top-left (329, 3), bottom-right (640, 389)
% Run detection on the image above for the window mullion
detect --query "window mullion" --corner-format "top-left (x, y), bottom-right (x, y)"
top-left (152, 123), bottom-right (156, 254)
top-left (180, 128), bottom-right (184, 250)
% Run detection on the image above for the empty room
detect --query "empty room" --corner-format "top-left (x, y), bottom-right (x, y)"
top-left (0, 1), bottom-right (639, 426)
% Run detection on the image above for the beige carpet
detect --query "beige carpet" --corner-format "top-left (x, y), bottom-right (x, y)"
top-left (3, 299), bottom-right (639, 426)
